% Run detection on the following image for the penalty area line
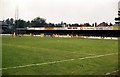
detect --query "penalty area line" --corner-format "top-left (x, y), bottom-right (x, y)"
top-left (0, 53), bottom-right (117, 71)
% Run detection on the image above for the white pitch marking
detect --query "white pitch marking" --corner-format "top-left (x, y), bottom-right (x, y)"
top-left (0, 53), bottom-right (117, 71)
top-left (105, 70), bottom-right (119, 75)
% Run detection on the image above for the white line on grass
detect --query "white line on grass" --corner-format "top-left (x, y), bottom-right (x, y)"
top-left (105, 70), bottom-right (119, 75)
top-left (0, 53), bottom-right (117, 71)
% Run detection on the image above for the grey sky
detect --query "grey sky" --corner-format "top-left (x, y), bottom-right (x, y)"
top-left (0, 0), bottom-right (119, 24)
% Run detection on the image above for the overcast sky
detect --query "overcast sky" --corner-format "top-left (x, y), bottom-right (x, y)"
top-left (0, 0), bottom-right (119, 24)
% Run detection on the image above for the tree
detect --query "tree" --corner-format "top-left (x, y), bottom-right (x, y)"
top-left (92, 23), bottom-right (94, 27)
top-left (95, 22), bottom-right (97, 27)
top-left (31, 17), bottom-right (46, 27)
top-left (3, 18), bottom-right (15, 33)
top-left (48, 23), bottom-right (54, 27)
top-left (15, 19), bottom-right (26, 28)
top-left (84, 23), bottom-right (91, 27)
top-left (25, 21), bottom-right (30, 27)
top-left (109, 22), bottom-right (113, 26)
top-left (9, 18), bottom-right (14, 25)
top-left (5, 18), bottom-right (10, 25)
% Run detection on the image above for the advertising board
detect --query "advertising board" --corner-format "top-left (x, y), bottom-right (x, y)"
top-left (54, 27), bottom-right (65, 30)
top-left (112, 26), bottom-right (120, 30)
top-left (103, 27), bottom-right (112, 30)
top-left (95, 27), bottom-right (104, 30)
top-left (83, 27), bottom-right (95, 30)
top-left (66, 27), bottom-right (79, 30)
top-left (44, 27), bottom-right (54, 30)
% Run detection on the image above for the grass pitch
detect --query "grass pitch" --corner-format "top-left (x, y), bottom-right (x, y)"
top-left (2, 36), bottom-right (118, 75)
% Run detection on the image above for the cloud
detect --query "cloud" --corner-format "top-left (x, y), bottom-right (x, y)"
top-left (0, 0), bottom-right (119, 24)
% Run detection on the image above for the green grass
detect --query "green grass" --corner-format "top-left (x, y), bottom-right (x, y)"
top-left (0, 35), bottom-right (2, 76)
top-left (2, 36), bottom-right (118, 75)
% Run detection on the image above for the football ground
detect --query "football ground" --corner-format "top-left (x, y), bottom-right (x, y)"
top-left (2, 36), bottom-right (118, 75)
